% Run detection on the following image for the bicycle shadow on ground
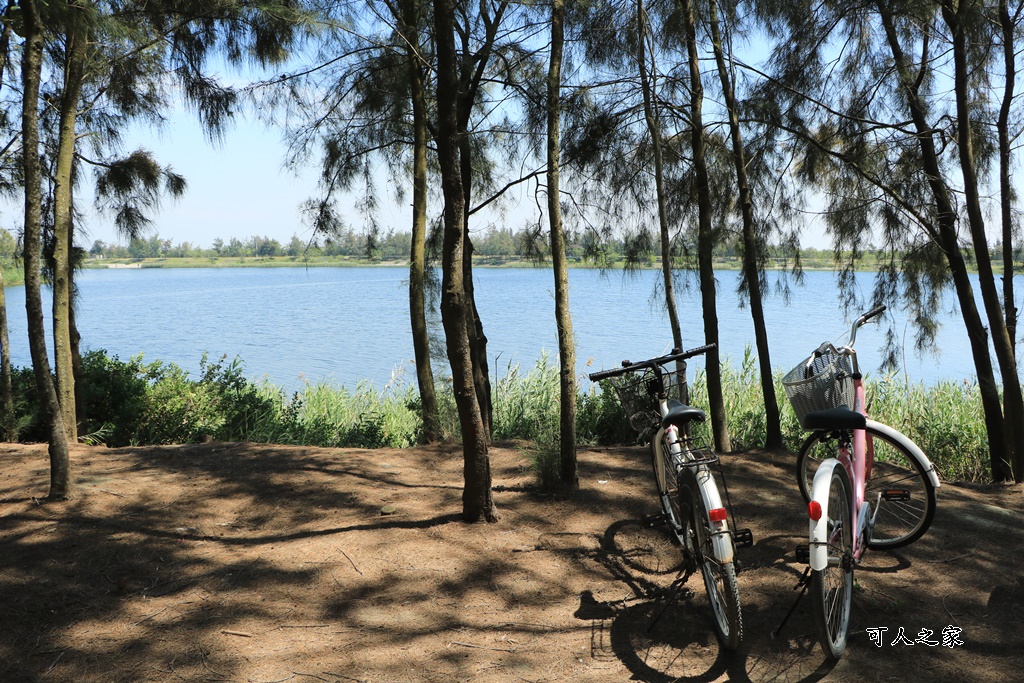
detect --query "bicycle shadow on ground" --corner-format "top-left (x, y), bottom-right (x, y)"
top-left (578, 517), bottom-right (841, 683)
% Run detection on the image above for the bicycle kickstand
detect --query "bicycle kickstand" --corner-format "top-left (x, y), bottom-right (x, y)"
top-left (773, 566), bottom-right (812, 638)
top-left (647, 566), bottom-right (694, 633)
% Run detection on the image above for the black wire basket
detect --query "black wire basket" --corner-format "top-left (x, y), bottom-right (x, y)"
top-left (606, 368), bottom-right (687, 438)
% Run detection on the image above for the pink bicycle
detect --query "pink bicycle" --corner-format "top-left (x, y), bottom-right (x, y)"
top-left (782, 305), bottom-right (941, 659)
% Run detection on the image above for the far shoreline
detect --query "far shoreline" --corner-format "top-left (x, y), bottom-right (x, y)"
top-left (79, 254), bottom-right (865, 272)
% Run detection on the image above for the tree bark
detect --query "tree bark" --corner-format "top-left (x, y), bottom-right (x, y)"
top-left (21, 0), bottom-right (71, 499)
top-left (681, 0), bottom-right (730, 452)
top-left (0, 3), bottom-right (13, 443)
top-left (52, 22), bottom-right (88, 442)
top-left (942, 0), bottom-right (1024, 481)
top-left (452, 3), bottom-right (509, 440)
top-left (547, 0), bottom-right (577, 489)
top-left (434, 0), bottom-right (496, 522)
top-left (400, 0), bottom-right (441, 443)
top-left (0, 268), bottom-right (15, 442)
top-left (998, 0), bottom-right (1018, 356)
top-left (707, 0), bottom-right (782, 449)
top-left (877, 0), bottom-right (1011, 480)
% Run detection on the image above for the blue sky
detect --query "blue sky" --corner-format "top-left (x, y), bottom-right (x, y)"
top-left (86, 112), bottom-right (322, 249)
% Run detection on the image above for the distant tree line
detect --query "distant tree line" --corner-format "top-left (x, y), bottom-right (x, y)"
top-left (85, 229), bottom-right (1023, 270)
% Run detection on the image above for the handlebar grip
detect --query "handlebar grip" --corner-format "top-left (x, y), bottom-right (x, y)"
top-left (861, 304), bottom-right (887, 322)
top-left (588, 368), bottom-right (618, 381)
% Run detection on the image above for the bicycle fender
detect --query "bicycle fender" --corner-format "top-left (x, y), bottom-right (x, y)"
top-left (810, 459), bottom-right (842, 571)
top-left (683, 466), bottom-right (734, 564)
top-left (696, 466), bottom-right (737, 565)
top-left (865, 419), bottom-right (941, 489)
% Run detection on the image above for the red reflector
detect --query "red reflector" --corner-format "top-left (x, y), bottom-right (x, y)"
top-left (809, 501), bottom-right (822, 521)
top-left (708, 507), bottom-right (728, 522)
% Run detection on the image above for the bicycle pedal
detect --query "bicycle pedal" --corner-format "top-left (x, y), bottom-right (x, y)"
top-left (882, 488), bottom-right (912, 502)
top-left (794, 546), bottom-right (810, 564)
top-left (643, 513), bottom-right (669, 528)
top-left (734, 528), bottom-right (754, 548)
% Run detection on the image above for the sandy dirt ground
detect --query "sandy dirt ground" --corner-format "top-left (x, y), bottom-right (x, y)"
top-left (1, 440), bottom-right (1022, 682)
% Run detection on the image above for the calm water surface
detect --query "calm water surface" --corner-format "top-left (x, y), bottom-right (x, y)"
top-left (3, 266), bottom-right (1008, 391)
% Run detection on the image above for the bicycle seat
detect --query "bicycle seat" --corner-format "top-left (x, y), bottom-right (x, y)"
top-left (803, 406), bottom-right (866, 431)
top-left (662, 402), bottom-right (706, 429)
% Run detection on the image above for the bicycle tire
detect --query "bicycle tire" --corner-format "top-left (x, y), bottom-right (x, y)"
top-left (796, 426), bottom-right (936, 549)
top-left (811, 464), bottom-right (854, 661)
top-left (650, 434), bottom-right (686, 545)
top-left (680, 468), bottom-right (743, 650)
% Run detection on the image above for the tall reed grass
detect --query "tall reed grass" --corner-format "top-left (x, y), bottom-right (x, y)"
top-left (10, 349), bottom-right (993, 484)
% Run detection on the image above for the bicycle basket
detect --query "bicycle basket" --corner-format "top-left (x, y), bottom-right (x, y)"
top-left (606, 367), bottom-right (687, 438)
top-left (782, 350), bottom-right (855, 429)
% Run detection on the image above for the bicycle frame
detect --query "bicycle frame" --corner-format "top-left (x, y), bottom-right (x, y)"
top-left (808, 311), bottom-right (941, 571)
top-left (653, 411), bottom-right (734, 565)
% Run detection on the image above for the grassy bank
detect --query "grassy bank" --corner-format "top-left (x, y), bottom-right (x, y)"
top-left (6, 349), bottom-right (991, 485)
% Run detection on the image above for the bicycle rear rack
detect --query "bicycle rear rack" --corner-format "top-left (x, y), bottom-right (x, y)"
top-left (676, 441), bottom-right (719, 468)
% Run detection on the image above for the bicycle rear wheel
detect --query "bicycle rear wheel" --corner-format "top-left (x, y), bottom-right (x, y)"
top-left (651, 434), bottom-right (686, 545)
top-left (811, 465), bottom-right (853, 661)
top-left (681, 469), bottom-right (743, 650)
top-left (797, 426), bottom-right (936, 548)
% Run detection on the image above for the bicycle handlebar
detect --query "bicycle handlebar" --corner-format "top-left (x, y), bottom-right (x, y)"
top-left (849, 304), bottom-right (887, 349)
top-left (588, 343), bottom-right (716, 382)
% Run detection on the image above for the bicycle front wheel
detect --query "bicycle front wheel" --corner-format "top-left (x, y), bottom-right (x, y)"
top-left (682, 470), bottom-right (742, 650)
top-left (811, 465), bottom-right (854, 661)
top-left (651, 434), bottom-right (686, 545)
top-left (797, 426), bottom-right (936, 549)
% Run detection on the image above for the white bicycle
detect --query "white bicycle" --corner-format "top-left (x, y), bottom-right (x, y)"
top-left (590, 343), bottom-right (751, 650)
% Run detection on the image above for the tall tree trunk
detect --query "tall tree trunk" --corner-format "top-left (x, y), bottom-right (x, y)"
top-left (998, 0), bottom-right (1018, 356)
top-left (707, 0), bottom-right (782, 449)
top-left (400, 0), bottom-right (441, 443)
top-left (452, 3), bottom-right (508, 440)
top-left (458, 137), bottom-right (492, 438)
top-left (434, 0), bottom-right (497, 522)
top-left (0, 3), bottom-right (13, 443)
top-left (0, 268), bottom-right (15, 442)
top-left (877, 0), bottom-right (1011, 480)
top-left (52, 24), bottom-right (87, 443)
top-left (21, 0), bottom-right (71, 499)
top-left (637, 0), bottom-right (683, 355)
top-left (943, 1), bottom-right (1024, 481)
top-left (681, 0), bottom-right (730, 451)
top-left (547, 0), bottom-right (577, 489)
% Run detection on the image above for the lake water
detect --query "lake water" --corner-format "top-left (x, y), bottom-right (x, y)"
top-left (1, 266), bottom-right (1013, 392)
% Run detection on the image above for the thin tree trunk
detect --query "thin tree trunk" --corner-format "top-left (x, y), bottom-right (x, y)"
top-left (452, 4), bottom-right (508, 440)
top-left (681, 0), bottom-right (730, 451)
top-left (0, 268), bottom-right (15, 442)
top-left (434, 0), bottom-right (496, 522)
top-left (0, 3), bottom-right (13, 443)
top-left (707, 0), bottom-right (782, 449)
top-left (998, 0), bottom-right (1018, 356)
top-left (547, 0), bottom-right (577, 489)
top-left (21, 0), bottom-right (71, 499)
top-left (400, 0), bottom-right (440, 443)
top-left (943, 1), bottom-right (1024, 481)
top-left (457, 127), bottom-right (492, 438)
top-left (877, 0), bottom-right (1011, 480)
top-left (637, 0), bottom-right (683, 355)
top-left (52, 25), bottom-right (87, 442)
